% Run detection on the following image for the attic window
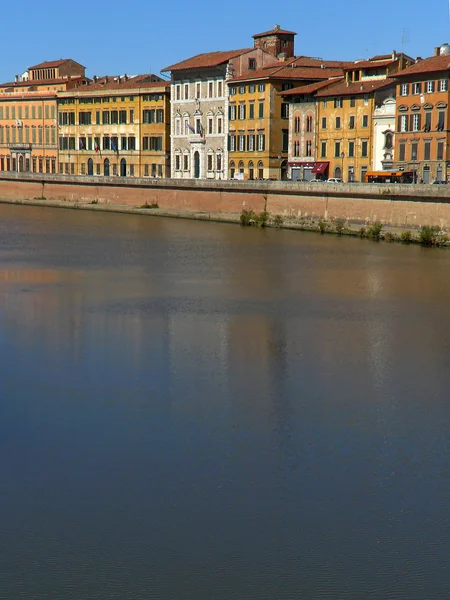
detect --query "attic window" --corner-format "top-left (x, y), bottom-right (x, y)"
top-left (249, 58), bottom-right (256, 70)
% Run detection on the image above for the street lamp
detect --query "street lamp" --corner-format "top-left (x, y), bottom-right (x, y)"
top-left (340, 151), bottom-right (345, 182)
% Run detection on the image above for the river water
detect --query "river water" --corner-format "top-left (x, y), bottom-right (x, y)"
top-left (1, 204), bottom-right (450, 599)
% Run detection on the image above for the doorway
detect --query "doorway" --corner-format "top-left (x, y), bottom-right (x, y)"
top-left (194, 151), bottom-right (200, 178)
top-left (104, 158), bottom-right (110, 176)
top-left (120, 158), bottom-right (127, 177)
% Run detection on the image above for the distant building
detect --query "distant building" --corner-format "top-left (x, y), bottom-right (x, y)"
top-left (0, 59), bottom-right (88, 174)
top-left (394, 44), bottom-right (450, 183)
top-left (57, 74), bottom-right (170, 177)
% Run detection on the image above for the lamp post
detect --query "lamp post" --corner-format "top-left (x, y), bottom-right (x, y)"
top-left (340, 151), bottom-right (345, 182)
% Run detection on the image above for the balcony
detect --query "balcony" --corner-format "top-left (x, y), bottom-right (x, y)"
top-left (8, 143), bottom-right (32, 151)
top-left (188, 133), bottom-right (205, 144)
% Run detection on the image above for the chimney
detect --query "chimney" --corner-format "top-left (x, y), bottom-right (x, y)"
top-left (392, 50), bottom-right (397, 60)
top-left (434, 46), bottom-right (441, 56)
top-left (14, 74), bottom-right (18, 83)
top-left (416, 57), bottom-right (422, 63)
top-left (93, 75), bottom-right (98, 82)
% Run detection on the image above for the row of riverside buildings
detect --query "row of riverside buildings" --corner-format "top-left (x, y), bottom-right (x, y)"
top-left (1, 26), bottom-right (450, 183)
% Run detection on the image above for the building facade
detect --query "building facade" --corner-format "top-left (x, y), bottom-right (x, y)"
top-left (394, 45), bottom-right (450, 183)
top-left (0, 59), bottom-right (87, 174)
top-left (57, 75), bottom-right (170, 178)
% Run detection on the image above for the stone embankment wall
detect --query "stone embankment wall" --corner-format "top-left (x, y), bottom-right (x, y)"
top-left (1, 172), bottom-right (450, 229)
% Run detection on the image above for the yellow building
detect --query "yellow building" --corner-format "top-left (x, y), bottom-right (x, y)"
top-left (0, 59), bottom-right (87, 174)
top-left (314, 53), bottom-right (413, 182)
top-left (227, 63), bottom-right (345, 180)
top-left (57, 75), bottom-right (170, 177)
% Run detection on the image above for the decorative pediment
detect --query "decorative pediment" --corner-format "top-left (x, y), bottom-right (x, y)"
top-left (182, 111), bottom-right (190, 117)
top-left (423, 102), bottom-right (433, 110)
top-left (410, 104), bottom-right (421, 111)
top-left (436, 101), bottom-right (448, 108)
top-left (194, 109), bottom-right (202, 116)
top-left (206, 110), bottom-right (214, 116)
top-left (398, 104), bottom-right (408, 112)
top-left (382, 129), bottom-right (394, 134)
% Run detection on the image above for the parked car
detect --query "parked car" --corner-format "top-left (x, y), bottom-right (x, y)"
top-left (327, 178), bottom-right (343, 183)
top-left (432, 180), bottom-right (447, 184)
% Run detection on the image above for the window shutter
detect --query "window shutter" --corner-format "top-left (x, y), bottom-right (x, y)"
top-left (397, 115), bottom-right (401, 131)
top-left (417, 114), bottom-right (421, 131)
top-left (409, 114), bottom-right (414, 131)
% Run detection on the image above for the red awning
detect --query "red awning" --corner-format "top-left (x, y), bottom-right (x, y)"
top-left (312, 162), bottom-right (329, 174)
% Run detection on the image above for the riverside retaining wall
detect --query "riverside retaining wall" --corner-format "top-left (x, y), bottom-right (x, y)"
top-left (1, 173), bottom-right (450, 229)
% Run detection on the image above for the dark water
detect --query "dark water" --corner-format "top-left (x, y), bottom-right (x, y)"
top-left (1, 204), bottom-right (450, 599)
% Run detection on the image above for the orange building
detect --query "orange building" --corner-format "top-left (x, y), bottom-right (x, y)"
top-left (394, 45), bottom-right (450, 183)
top-left (0, 59), bottom-right (87, 174)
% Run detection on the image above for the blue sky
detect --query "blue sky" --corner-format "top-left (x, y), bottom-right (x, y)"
top-left (2, 0), bottom-right (450, 82)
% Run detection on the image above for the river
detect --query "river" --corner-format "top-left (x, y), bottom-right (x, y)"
top-left (1, 204), bottom-right (450, 599)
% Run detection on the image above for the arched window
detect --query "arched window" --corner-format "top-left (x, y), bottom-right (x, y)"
top-left (257, 160), bottom-right (264, 180)
top-left (294, 116), bottom-right (300, 133)
top-left (230, 160), bottom-right (235, 179)
top-left (294, 141), bottom-right (300, 156)
top-left (306, 115), bottom-right (313, 132)
top-left (249, 161), bottom-right (254, 180)
top-left (306, 141), bottom-right (312, 156)
top-left (238, 160), bottom-right (244, 175)
top-left (385, 132), bottom-right (393, 149)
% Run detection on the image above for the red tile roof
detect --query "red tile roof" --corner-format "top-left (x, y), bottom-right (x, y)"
top-left (271, 56), bottom-right (355, 69)
top-left (68, 74), bottom-right (169, 93)
top-left (229, 65), bottom-right (343, 83)
top-left (0, 76), bottom-right (86, 88)
top-left (162, 49), bottom-right (252, 72)
top-left (28, 59), bottom-right (82, 70)
top-left (395, 54), bottom-right (450, 78)
top-left (349, 58), bottom-right (394, 69)
top-left (370, 54), bottom-right (393, 61)
top-left (252, 27), bottom-right (296, 38)
top-left (280, 78), bottom-right (343, 96)
top-left (315, 77), bottom-right (395, 97)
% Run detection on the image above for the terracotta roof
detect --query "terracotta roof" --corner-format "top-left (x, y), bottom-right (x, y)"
top-left (252, 27), bottom-right (296, 38)
top-left (271, 56), bottom-right (355, 69)
top-left (280, 78), bottom-right (343, 96)
top-left (315, 77), bottom-right (395, 97)
top-left (395, 54), bottom-right (450, 78)
top-left (162, 49), bottom-right (252, 72)
top-left (349, 58), bottom-right (394, 69)
top-left (0, 75), bottom-right (86, 88)
top-left (370, 54), bottom-right (393, 61)
top-left (229, 65), bottom-right (343, 83)
top-left (28, 59), bottom-right (80, 70)
top-left (65, 74), bottom-right (169, 93)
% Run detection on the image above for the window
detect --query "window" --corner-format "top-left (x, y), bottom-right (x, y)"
top-left (437, 141), bottom-right (444, 160)
top-left (385, 132), bottom-right (393, 149)
top-left (239, 85), bottom-right (246, 94)
top-left (217, 117), bottom-right (222, 134)
top-left (294, 116), bottom-right (300, 133)
top-left (249, 103), bottom-right (255, 119)
top-left (257, 133), bottom-right (265, 151)
top-left (207, 154), bottom-right (213, 171)
top-left (306, 115), bottom-right (312, 132)
top-left (294, 141), bottom-right (299, 156)
top-left (412, 113), bottom-right (420, 131)
top-left (424, 141), bottom-right (431, 160)
top-left (362, 114), bottom-right (368, 128)
top-left (424, 111), bottom-right (432, 132)
top-left (258, 83), bottom-right (265, 92)
top-left (102, 110), bottom-right (110, 124)
top-left (306, 140), bottom-right (312, 157)
top-left (282, 129), bottom-right (288, 152)
top-left (184, 84), bottom-right (189, 100)
top-left (156, 109), bottom-right (164, 123)
top-left (238, 104), bottom-right (246, 120)
top-left (121, 136), bottom-right (127, 150)
top-left (361, 140), bottom-right (368, 157)
top-left (217, 81), bottom-right (223, 97)
top-left (400, 83), bottom-right (409, 96)
top-left (350, 97), bottom-right (356, 107)
top-left (348, 141), bottom-right (355, 158)
top-left (334, 141), bottom-right (341, 157)
top-left (176, 85), bottom-right (181, 100)
top-left (208, 118), bottom-right (213, 135)
top-left (143, 109), bottom-right (155, 124)
top-left (348, 115), bottom-right (355, 129)
top-left (439, 79), bottom-right (448, 92)
top-left (322, 100), bottom-right (327, 108)
top-left (229, 105), bottom-right (236, 120)
top-left (399, 114), bottom-right (408, 132)
top-left (229, 86), bottom-right (236, 96)
top-left (334, 97), bottom-right (342, 108)
top-left (229, 134), bottom-right (236, 151)
top-left (217, 154), bottom-right (222, 171)
top-left (128, 136), bottom-right (136, 150)
top-left (281, 103), bottom-right (289, 119)
top-left (238, 134), bottom-right (245, 151)
top-left (426, 81), bottom-right (435, 93)
top-left (248, 134), bottom-right (255, 151)
top-left (249, 58), bottom-right (256, 70)
top-left (258, 102), bottom-right (264, 118)
top-left (321, 116), bottom-right (327, 129)
top-left (411, 142), bottom-right (418, 161)
top-left (196, 83), bottom-right (201, 98)
top-left (399, 142), bottom-right (406, 161)
top-left (437, 111), bottom-right (445, 131)
top-left (103, 136), bottom-right (110, 150)
top-left (129, 109), bottom-right (134, 123)
top-left (249, 84), bottom-right (255, 93)
top-left (364, 95), bottom-right (369, 106)
top-left (412, 82), bottom-right (421, 94)
top-left (175, 155), bottom-right (180, 171)
top-left (209, 82), bottom-right (214, 98)
top-left (183, 155), bottom-right (189, 170)
top-left (79, 111), bottom-right (92, 125)
top-left (335, 116), bottom-right (341, 129)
